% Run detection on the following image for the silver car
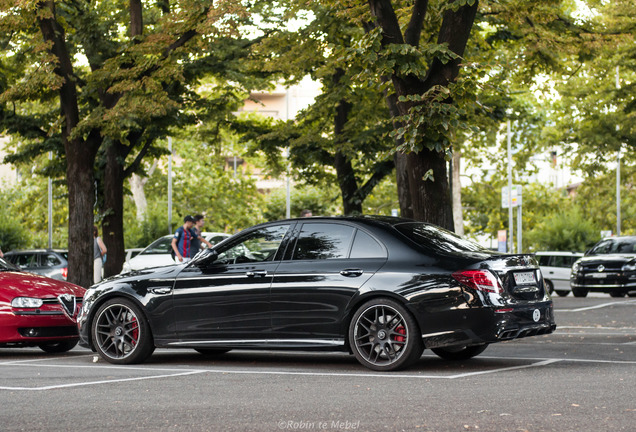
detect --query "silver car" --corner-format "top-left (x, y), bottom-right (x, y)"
top-left (121, 232), bottom-right (230, 273)
top-left (3, 249), bottom-right (69, 281)
top-left (536, 251), bottom-right (583, 297)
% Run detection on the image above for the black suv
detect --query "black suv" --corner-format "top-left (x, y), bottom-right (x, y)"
top-left (3, 249), bottom-right (69, 281)
top-left (570, 237), bottom-right (636, 298)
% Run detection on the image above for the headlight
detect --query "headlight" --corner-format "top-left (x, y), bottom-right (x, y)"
top-left (571, 261), bottom-right (581, 275)
top-left (621, 262), bottom-right (636, 272)
top-left (11, 297), bottom-right (44, 308)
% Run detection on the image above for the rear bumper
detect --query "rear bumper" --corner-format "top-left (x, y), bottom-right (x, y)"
top-left (420, 302), bottom-right (556, 349)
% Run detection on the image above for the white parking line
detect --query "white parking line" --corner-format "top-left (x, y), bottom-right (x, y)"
top-left (555, 300), bottom-right (636, 312)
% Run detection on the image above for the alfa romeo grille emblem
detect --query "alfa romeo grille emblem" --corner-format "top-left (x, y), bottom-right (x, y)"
top-left (597, 265), bottom-right (605, 273)
top-left (57, 294), bottom-right (77, 320)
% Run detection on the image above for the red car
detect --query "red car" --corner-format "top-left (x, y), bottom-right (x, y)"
top-left (0, 256), bottom-right (85, 353)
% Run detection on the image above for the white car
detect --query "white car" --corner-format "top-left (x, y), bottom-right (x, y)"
top-left (121, 232), bottom-right (230, 273)
top-left (535, 251), bottom-right (583, 297)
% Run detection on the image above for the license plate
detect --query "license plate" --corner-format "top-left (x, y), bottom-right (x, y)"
top-left (590, 273), bottom-right (607, 279)
top-left (513, 271), bottom-right (536, 285)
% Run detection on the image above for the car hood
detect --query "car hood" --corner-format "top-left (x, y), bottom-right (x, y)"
top-left (0, 271), bottom-right (85, 299)
top-left (579, 254), bottom-right (636, 264)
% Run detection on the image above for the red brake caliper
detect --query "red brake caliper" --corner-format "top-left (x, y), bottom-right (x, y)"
top-left (131, 317), bottom-right (139, 346)
top-left (395, 325), bottom-right (406, 343)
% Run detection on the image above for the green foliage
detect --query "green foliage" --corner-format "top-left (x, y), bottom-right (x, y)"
top-left (262, 185), bottom-right (340, 222)
top-left (0, 189), bottom-right (32, 251)
top-left (525, 207), bottom-right (599, 252)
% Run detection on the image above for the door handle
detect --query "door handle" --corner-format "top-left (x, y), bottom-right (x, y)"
top-left (246, 270), bottom-right (267, 277)
top-left (151, 287), bottom-right (172, 294)
top-left (340, 269), bottom-right (363, 277)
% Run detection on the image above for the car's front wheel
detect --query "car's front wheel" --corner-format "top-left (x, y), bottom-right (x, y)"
top-left (38, 340), bottom-right (78, 353)
top-left (92, 298), bottom-right (154, 364)
top-left (349, 298), bottom-right (423, 371)
top-left (545, 280), bottom-right (554, 295)
top-left (431, 344), bottom-right (488, 360)
top-left (572, 287), bottom-right (589, 298)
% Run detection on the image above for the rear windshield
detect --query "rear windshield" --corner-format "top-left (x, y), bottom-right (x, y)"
top-left (394, 222), bottom-right (492, 255)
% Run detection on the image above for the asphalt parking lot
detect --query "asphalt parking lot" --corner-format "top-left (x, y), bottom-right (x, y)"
top-left (1, 295), bottom-right (634, 432)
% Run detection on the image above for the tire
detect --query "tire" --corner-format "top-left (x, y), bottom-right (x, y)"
top-left (572, 287), bottom-right (588, 298)
top-left (92, 298), bottom-right (155, 364)
top-left (431, 344), bottom-right (488, 361)
top-left (195, 348), bottom-right (232, 356)
top-left (545, 280), bottom-right (554, 295)
top-left (555, 290), bottom-right (569, 297)
top-left (349, 298), bottom-right (423, 371)
top-left (610, 291), bottom-right (626, 298)
top-left (38, 340), bottom-right (78, 353)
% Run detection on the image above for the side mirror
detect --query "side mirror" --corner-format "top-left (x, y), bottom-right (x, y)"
top-left (194, 249), bottom-right (218, 267)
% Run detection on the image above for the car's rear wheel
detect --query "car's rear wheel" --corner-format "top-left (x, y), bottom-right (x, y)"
top-left (431, 344), bottom-right (488, 360)
top-left (544, 280), bottom-right (554, 295)
top-left (38, 340), bottom-right (78, 353)
top-left (92, 298), bottom-right (154, 364)
top-left (610, 291), bottom-right (626, 298)
top-left (572, 287), bottom-right (588, 298)
top-left (555, 290), bottom-right (569, 297)
top-left (195, 348), bottom-right (232, 356)
top-left (349, 298), bottom-right (423, 371)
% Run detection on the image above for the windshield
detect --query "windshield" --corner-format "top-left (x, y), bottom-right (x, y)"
top-left (394, 222), bottom-right (494, 256)
top-left (589, 238), bottom-right (636, 255)
top-left (0, 257), bottom-right (20, 271)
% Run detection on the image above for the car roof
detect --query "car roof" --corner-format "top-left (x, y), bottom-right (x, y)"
top-left (5, 249), bottom-right (68, 254)
top-left (535, 251), bottom-right (583, 256)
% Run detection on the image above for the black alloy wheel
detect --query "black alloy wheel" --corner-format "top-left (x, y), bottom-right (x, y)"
top-left (555, 290), bottom-right (569, 297)
top-left (431, 344), bottom-right (488, 361)
top-left (92, 298), bottom-right (154, 364)
top-left (38, 340), bottom-right (78, 353)
top-left (349, 298), bottom-right (423, 371)
top-left (572, 287), bottom-right (589, 298)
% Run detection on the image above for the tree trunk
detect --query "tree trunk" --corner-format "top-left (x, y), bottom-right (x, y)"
top-left (367, 0), bottom-right (479, 228)
top-left (38, 1), bottom-right (99, 288)
top-left (452, 149), bottom-right (464, 235)
top-left (102, 141), bottom-right (127, 277)
top-left (406, 149), bottom-right (453, 230)
top-left (129, 172), bottom-right (149, 221)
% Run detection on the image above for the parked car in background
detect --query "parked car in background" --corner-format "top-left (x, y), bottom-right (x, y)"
top-left (79, 216), bottom-right (556, 371)
top-left (536, 251), bottom-right (583, 297)
top-left (0, 256), bottom-right (85, 352)
top-left (4, 249), bottom-right (68, 281)
top-left (120, 232), bottom-right (230, 273)
top-left (570, 236), bottom-right (636, 298)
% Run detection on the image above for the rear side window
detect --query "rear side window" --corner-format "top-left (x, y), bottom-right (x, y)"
top-left (293, 223), bottom-right (355, 260)
top-left (13, 253), bottom-right (37, 268)
top-left (350, 230), bottom-right (386, 259)
top-left (43, 254), bottom-right (62, 267)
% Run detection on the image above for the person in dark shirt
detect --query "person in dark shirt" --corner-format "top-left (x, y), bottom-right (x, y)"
top-left (189, 214), bottom-right (214, 258)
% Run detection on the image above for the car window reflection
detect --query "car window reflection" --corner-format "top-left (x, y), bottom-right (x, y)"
top-left (215, 225), bottom-right (290, 264)
top-left (293, 223), bottom-right (355, 260)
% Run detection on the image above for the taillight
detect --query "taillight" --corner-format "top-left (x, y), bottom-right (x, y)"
top-left (452, 270), bottom-right (503, 294)
top-left (61, 267), bottom-right (68, 280)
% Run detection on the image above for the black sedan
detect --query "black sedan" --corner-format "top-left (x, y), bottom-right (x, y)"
top-left (78, 216), bottom-right (556, 371)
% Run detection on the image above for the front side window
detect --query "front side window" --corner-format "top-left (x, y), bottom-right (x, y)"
top-left (216, 225), bottom-right (290, 264)
top-left (293, 223), bottom-right (355, 260)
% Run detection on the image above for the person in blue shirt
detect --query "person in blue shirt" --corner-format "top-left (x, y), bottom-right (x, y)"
top-left (171, 215), bottom-right (195, 263)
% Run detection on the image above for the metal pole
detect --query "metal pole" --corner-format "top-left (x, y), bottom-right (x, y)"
top-left (507, 119), bottom-right (513, 253)
top-left (616, 66), bottom-right (621, 236)
top-left (48, 151), bottom-right (53, 249)
top-left (517, 204), bottom-right (522, 253)
top-left (168, 136), bottom-right (173, 234)
top-left (285, 88), bottom-right (291, 219)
